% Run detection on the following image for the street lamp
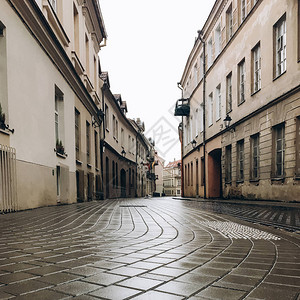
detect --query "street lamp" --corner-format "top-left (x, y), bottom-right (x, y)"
top-left (223, 114), bottom-right (232, 128)
top-left (192, 139), bottom-right (197, 149)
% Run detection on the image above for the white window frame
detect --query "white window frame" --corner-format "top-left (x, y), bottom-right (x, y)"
top-left (238, 60), bottom-right (246, 104)
top-left (226, 73), bottom-right (232, 113)
top-left (253, 44), bottom-right (261, 93)
top-left (215, 85), bottom-right (221, 121)
top-left (275, 16), bottom-right (286, 77)
top-left (241, 0), bottom-right (246, 22)
top-left (208, 93), bottom-right (213, 126)
top-left (215, 24), bottom-right (221, 56)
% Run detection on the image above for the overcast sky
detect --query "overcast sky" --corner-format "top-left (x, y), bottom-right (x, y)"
top-left (99, 0), bottom-right (215, 164)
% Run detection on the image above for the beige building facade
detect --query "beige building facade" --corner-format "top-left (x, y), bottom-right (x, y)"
top-left (0, 0), bottom-right (156, 212)
top-left (176, 0), bottom-right (300, 202)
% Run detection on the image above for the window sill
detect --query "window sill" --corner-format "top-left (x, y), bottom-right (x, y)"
top-left (236, 180), bottom-right (244, 184)
top-left (0, 129), bottom-right (10, 135)
top-left (106, 128), bottom-right (110, 132)
top-left (225, 181), bottom-right (232, 185)
top-left (95, 167), bottom-right (99, 172)
top-left (237, 100), bottom-right (245, 107)
top-left (76, 159), bottom-right (82, 165)
top-left (87, 163), bottom-right (92, 169)
top-left (294, 176), bottom-right (300, 180)
top-left (251, 88), bottom-right (261, 97)
top-left (56, 152), bottom-right (67, 159)
top-left (271, 177), bottom-right (285, 184)
top-left (273, 70), bottom-right (286, 82)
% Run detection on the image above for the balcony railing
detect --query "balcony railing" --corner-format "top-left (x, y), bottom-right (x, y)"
top-left (174, 98), bottom-right (190, 116)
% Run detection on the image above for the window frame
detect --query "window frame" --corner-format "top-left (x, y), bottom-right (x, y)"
top-left (238, 59), bottom-right (246, 105)
top-left (226, 4), bottom-right (233, 42)
top-left (274, 14), bottom-right (286, 79)
top-left (225, 145), bottom-right (232, 183)
top-left (226, 72), bottom-right (232, 113)
top-left (237, 139), bottom-right (244, 182)
top-left (272, 123), bottom-right (285, 179)
top-left (252, 43), bottom-right (261, 94)
top-left (86, 121), bottom-right (91, 164)
top-left (250, 133), bottom-right (260, 181)
top-left (75, 109), bottom-right (80, 161)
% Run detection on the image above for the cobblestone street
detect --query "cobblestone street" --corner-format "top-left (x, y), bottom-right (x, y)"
top-left (0, 198), bottom-right (299, 300)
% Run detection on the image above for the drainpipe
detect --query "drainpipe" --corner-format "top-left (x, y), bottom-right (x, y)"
top-left (100, 83), bottom-right (106, 198)
top-left (177, 82), bottom-right (184, 198)
top-left (198, 30), bottom-right (206, 199)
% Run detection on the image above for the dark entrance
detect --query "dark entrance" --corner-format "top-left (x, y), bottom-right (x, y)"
top-left (120, 169), bottom-right (126, 198)
top-left (208, 148), bottom-right (222, 198)
top-left (106, 157), bottom-right (109, 199)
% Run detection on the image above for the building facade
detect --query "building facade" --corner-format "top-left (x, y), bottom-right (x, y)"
top-left (0, 0), bottom-right (155, 212)
top-left (163, 160), bottom-right (181, 197)
top-left (176, 0), bottom-right (300, 202)
top-left (154, 154), bottom-right (165, 196)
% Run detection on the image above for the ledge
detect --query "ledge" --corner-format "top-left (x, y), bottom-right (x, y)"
top-left (87, 163), bottom-right (92, 168)
top-left (0, 129), bottom-right (10, 135)
top-left (76, 159), bottom-right (82, 165)
top-left (56, 152), bottom-right (67, 159)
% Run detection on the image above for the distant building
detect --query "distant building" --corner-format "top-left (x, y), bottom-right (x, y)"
top-left (154, 154), bottom-right (165, 196)
top-left (163, 160), bottom-right (181, 196)
top-left (175, 0), bottom-right (300, 202)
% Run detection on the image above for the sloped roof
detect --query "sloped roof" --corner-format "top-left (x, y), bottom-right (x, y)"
top-left (165, 160), bottom-right (181, 169)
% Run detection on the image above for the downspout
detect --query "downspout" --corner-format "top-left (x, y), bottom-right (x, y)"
top-left (177, 82), bottom-right (184, 198)
top-left (135, 132), bottom-right (138, 197)
top-left (198, 30), bottom-right (206, 199)
top-left (100, 83), bottom-right (106, 198)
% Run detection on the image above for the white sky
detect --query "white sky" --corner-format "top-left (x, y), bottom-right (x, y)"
top-left (99, 0), bottom-right (215, 164)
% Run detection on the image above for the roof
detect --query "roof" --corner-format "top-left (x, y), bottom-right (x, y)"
top-left (165, 160), bottom-right (181, 169)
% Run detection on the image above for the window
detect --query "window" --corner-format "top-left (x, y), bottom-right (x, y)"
top-left (55, 86), bottom-right (64, 145)
top-left (274, 15), bottom-right (286, 78)
top-left (115, 120), bottom-right (118, 140)
top-left (104, 104), bottom-right (109, 130)
top-left (116, 163), bottom-right (119, 187)
top-left (86, 121), bottom-right (90, 164)
top-left (252, 43), bottom-right (261, 93)
top-left (121, 128), bottom-right (124, 146)
top-left (56, 166), bottom-right (60, 197)
top-left (237, 140), bottom-right (244, 182)
top-left (238, 59), bottom-right (246, 105)
top-left (226, 73), bottom-right (232, 113)
top-left (272, 123), bottom-right (285, 178)
top-left (75, 109), bottom-right (80, 160)
top-left (85, 34), bottom-right (89, 76)
top-left (191, 162), bottom-right (193, 186)
top-left (226, 4), bottom-right (233, 41)
top-left (113, 115), bottom-right (116, 137)
top-left (215, 24), bottom-right (222, 56)
top-left (201, 157), bottom-right (205, 186)
top-left (225, 145), bottom-right (232, 183)
top-left (112, 161), bottom-right (115, 188)
top-left (194, 62), bottom-right (198, 87)
top-left (199, 105), bottom-right (203, 132)
top-left (250, 134), bottom-right (259, 180)
top-left (241, 0), bottom-right (246, 23)
top-left (207, 38), bottom-right (213, 68)
top-left (296, 117), bottom-right (300, 177)
top-left (132, 137), bottom-right (135, 154)
top-left (215, 85), bottom-right (221, 121)
top-left (200, 54), bottom-right (204, 79)
top-left (128, 135), bottom-right (131, 153)
top-left (73, 4), bottom-right (79, 54)
top-left (188, 163), bottom-right (190, 186)
top-left (94, 131), bottom-right (98, 168)
top-left (208, 93), bottom-right (213, 126)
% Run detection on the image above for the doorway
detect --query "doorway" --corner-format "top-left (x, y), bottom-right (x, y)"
top-left (120, 169), bottom-right (126, 198)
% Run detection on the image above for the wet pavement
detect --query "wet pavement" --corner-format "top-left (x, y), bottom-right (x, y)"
top-left (0, 197), bottom-right (299, 299)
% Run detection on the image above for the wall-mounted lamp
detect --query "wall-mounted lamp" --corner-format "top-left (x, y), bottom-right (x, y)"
top-left (92, 109), bottom-right (104, 128)
top-left (223, 114), bottom-right (235, 132)
top-left (223, 114), bottom-right (232, 128)
top-left (192, 139), bottom-right (197, 149)
top-left (121, 149), bottom-right (126, 157)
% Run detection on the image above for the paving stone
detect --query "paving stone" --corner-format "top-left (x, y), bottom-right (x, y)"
top-left (82, 272), bottom-right (126, 286)
top-left (155, 280), bottom-right (203, 297)
top-left (26, 265), bottom-right (67, 276)
top-left (90, 261), bottom-right (124, 270)
top-left (247, 282), bottom-right (299, 299)
top-left (0, 272), bottom-right (38, 284)
top-left (117, 277), bottom-right (162, 291)
top-left (53, 281), bottom-right (100, 296)
top-left (0, 291), bottom-right (14, 299)
top-left (150, 266), bottom-right (187, 277)
top-left (108, 266), bottom-right (146, 277)
top-left (264, 274), bottom-right (300, 286)
top-left (12, 289), bottom-right (71, 300)
top-left (130, 290), bottom-right (183, 300)
top-left (66, 266), bottom-right (103, 277)
top-left (129, 261), bottom-right (161, 270)
top-left (36, 272), bottom-right (83, 285)
top-left (175, 273), bottom-right (217, 287)
top-left (0, 263), bottom-right (36, 273)
top-left (89, 285), bottom-right (141, 299)
top-left (195, 286), bottom-right (247, 300)
top-left (0, 278), bottom-right (53, 296)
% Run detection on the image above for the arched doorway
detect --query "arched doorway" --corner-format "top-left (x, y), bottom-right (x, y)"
top-left (120, 169), bottom-right (126, 198)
